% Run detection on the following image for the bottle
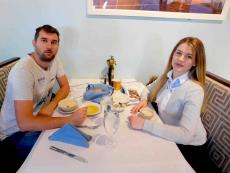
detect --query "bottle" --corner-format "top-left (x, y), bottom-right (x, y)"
top-left (108, 66), bottom-right (114, 86)
top-left (107, 56), bottom-right (116, 86)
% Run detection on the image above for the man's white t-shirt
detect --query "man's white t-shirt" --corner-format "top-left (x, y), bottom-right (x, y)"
top-left (0, 55), bottom-right (65, 140)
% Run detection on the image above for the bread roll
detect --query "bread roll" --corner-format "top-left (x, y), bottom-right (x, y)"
top-left (139, 107), bottom-right (154, 120)
top-left (58, 99), bottom-right (78, 112)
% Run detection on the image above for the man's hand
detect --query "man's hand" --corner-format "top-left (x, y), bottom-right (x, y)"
top-left (71, 107), bottom-right (87, 126)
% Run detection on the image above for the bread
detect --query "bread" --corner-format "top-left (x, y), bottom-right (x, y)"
top-left (112, 92), bottom-right (129, 104)
top-left (112, 103), bottom-right (125, 112)
top-left (58, 99), bottom-right (78, 112)
top-left (139, 107), bottom-right (154, 120)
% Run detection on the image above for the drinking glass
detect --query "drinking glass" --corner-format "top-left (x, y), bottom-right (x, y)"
top-left (112, 78), bottom-right (122, 91)
top-left (103, 105), bottom-right (120, 148)
top-left (100, 95), bottom-right (112, 113)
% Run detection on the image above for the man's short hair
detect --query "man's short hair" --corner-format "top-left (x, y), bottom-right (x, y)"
top-left (34, 25), bottom-right (60, 42)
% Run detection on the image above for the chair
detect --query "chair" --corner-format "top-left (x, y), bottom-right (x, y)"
top-left (0, 57), bottom-right (20, 108)
top-left (201, 72), bottom-right (230, 172)
top-left (0, 57), bottom-right (20, 173)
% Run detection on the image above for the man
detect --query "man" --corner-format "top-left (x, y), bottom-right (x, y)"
top-left (0, 25), bottom-right (86, 171)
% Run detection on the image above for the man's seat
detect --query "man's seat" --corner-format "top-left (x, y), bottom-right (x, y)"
top-left (0, 57), bottom-right (20, 172)
top-left (0, 57), bottom-right (20, 108)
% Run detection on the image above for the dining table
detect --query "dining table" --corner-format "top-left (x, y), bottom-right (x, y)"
top-left (17, 78), bottom-right (195, 173)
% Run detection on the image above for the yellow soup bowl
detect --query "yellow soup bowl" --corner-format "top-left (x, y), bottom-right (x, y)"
top-left (87, 105), bottom-right (100, 116)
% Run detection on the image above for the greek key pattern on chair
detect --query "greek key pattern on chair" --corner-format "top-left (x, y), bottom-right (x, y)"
top-left (201, 76), bottom-right (230, 173)
top-left (0, 61), bottom-right (18, 108)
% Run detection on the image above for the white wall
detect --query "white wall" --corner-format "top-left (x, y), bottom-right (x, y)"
top-left (0, 0), bottom-right (229, 83)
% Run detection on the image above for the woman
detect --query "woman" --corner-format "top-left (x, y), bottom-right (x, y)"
top-left (129, 37), bottom-right (219, 172)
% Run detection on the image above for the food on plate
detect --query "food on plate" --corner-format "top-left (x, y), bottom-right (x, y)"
top-left (112, 102), bottom-right (125, 112)
top-left (87, 104), bottom-right (100, 116)
top-left (139, 107), bottom-right (155, 120)
top-left (111, 92), bottom-right (129, 112)
top-left (112, 92), bottom-right (129, 104)
top-left (58, 99), bottom-right (78, 112)
top-left (128, 89), bottom-right (140, 100)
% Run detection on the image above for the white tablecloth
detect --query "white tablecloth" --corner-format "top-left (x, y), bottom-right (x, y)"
top-left (17, 79), bottom-right (195, 173)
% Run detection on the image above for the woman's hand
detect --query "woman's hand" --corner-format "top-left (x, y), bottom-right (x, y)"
top-left (131, 100), bottom-right (148, 113)
top-left (128, 114), bottom-right (145, 130)
top-left (71, 107), bottom-right (87, 126)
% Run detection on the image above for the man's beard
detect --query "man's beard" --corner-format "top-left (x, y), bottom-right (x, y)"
top-left (36, 48), bottom-right (56, 62)
top-left (39, 53), bottom-right (55, 62)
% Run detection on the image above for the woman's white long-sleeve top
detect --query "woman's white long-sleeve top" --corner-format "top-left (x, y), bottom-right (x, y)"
top-left (141, 73), bottom-right (207, 145)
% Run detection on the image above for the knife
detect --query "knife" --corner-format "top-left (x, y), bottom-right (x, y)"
top-left (49, 146), bottom-right (88, 163)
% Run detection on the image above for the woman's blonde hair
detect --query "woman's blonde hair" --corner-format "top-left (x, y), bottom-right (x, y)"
top-left (148, 37), bottom-right (206, 104)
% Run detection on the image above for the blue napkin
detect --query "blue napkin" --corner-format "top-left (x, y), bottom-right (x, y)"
top-left (48, 124), bottom-right (92, 148)
top-left (83, 84), bottom-right (113, 103)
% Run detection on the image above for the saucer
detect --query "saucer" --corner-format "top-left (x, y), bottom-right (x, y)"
top-left (57, 107), bottom-right (76, 114)
top-left (58, 98), bottom-right (78, 112)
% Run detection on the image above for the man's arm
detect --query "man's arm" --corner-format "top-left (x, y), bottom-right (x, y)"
top-left (15, 100), bottom-right (70, 131)
top-left (38, 74), bottom-right (70, 116)
top-left (15, 100), bottom-right (86, 131)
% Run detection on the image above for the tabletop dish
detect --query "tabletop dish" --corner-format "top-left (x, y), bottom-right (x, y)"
top-left (112, 103), bottom-right (125, 112)
top-left (82, 102), bottom-right (101, 117)
top-left (139, 107), bottom-right (155, 120)
top-left (128, 89), bottom-right (141, 100)
top-left (58, 98), bottom-right (78, 112)
top-left (112, 91), bottom-right (129, 104)
top-left (57, 107), bottom-right (76, 114)
top-left (111, 91), bottom-right (129, 112)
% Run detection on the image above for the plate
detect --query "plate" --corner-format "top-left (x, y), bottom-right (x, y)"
top-left (58, 98), bottom-right (78, 112)
top-left (128, 89), bottom-right (141, 100)
top-left (81, 102), bottom-right (101, 117)
top-left (57, 107), bottom-right (76, 114)
top-left (112, 92), bottom-right (129, 104)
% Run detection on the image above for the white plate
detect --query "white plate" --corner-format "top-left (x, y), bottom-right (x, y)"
top-left (112, 92), bottom-right (130, 104)
top-left (57, 107), bottom-right (76, 114)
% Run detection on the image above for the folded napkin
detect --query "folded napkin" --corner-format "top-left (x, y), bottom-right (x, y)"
top-left (83, 84), bottom-right (113, 103)
top-left (48, 124), bottom-right (92, 148)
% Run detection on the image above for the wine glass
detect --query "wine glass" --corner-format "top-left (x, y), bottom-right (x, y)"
top-left (103, 105), bottom-right (120, 148)
top-left (100, 95), bottom-right (112, 113)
